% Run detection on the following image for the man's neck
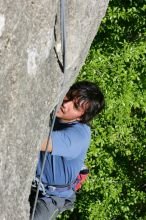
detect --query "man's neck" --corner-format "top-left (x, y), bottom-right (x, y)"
top-left (57, 118), bottom-right (78, 123)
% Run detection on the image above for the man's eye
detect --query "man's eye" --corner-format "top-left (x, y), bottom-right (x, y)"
top-left (63, 100), bottom-right (68, 103)
top-left (62, 100), bottom-right (69, 105)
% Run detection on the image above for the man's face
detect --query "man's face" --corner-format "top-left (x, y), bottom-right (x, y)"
top-left (56, 96), bottom-right (85, 123)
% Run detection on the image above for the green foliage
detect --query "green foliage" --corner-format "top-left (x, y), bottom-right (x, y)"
top-left (60, 0), bottom-right (146, 219)
top-left (75, 41), bottom-right (146, 220)
top-left (92, 0), bottom-right (146, 52)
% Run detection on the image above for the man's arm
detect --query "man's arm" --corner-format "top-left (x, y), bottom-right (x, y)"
top-left (41, 138), bottom-right (52, 152)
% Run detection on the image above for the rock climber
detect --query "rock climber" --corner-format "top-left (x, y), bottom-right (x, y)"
top-left (29, 80), bottom-right (105, 220)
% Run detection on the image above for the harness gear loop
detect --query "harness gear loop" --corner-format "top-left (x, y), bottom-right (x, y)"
top-left (31, 1), bottom-right (66, 219)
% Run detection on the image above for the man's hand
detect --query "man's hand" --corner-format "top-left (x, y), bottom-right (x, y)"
top-left (41, 138), bottom-right (52, 152)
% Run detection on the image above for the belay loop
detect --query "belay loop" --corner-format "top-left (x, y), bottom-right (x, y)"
top-left (31, 1), bottom-right (67, 219)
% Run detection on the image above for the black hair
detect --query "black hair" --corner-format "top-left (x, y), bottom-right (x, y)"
top-left (66, 81), bottom-right (105, 123)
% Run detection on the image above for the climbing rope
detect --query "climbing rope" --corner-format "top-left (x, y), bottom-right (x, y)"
top-left (60, 0), bottom-right (66, 73)
top-left (31, 0), bottom-right (66, 219)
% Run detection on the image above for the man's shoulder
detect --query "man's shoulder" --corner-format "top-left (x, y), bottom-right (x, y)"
top-left (51, 121), bottom-right (91, 158)
top-left (73, 122), bottom-right (91, 133)
top-left (69, 122), bottom-right (91, 146)
top-left (54, 119), bottom-right (91, 143)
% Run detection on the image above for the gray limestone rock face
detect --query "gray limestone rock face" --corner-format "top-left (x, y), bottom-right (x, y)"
top-left (0, 0), bottom-right (109, 219)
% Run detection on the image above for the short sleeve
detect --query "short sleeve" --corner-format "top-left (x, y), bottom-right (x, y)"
top-left (51, 125), bottom-right (90, 159)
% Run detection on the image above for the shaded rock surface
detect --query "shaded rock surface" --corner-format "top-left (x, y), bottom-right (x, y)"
top-left (0, 0), bottom-right (109, 219)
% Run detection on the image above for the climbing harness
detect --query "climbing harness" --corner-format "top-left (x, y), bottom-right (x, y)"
top-left (31, 165), bottom-right (89, 198)
top-left (31, 0), bottom-right (67, 219)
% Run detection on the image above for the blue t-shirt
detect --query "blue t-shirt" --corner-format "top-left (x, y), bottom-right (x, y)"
top-left (36, 119), bottom-right (91, 197)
